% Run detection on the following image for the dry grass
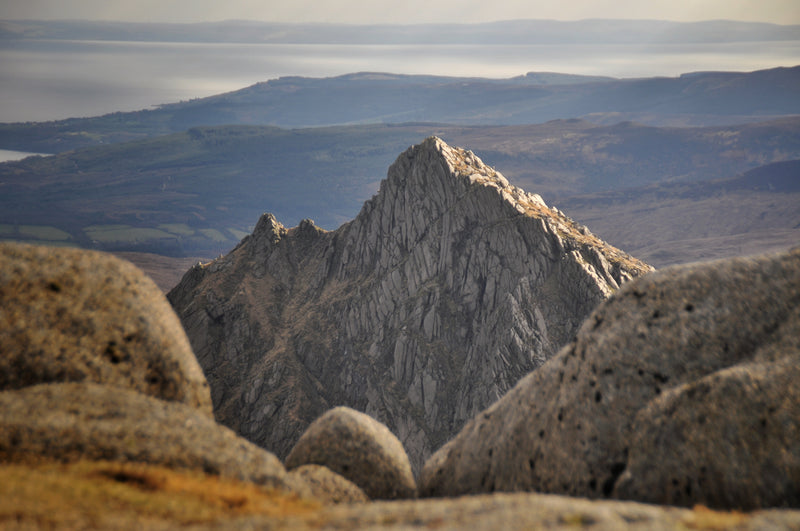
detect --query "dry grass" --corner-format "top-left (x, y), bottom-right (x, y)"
top-left (0, 460), bottom-right (779, 530)
top-left (0, 460), bottom-right (319, 529)
top-left (681, 505), bottom-right (749, 530)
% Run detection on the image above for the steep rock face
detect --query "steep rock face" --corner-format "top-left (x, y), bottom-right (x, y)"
top-left (168, 137), bottom-right (651, 470)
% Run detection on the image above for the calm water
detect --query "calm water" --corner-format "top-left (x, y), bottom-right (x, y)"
top-left (1, 39), bottom-right (799, 123)
top-left (0, 149), bottom-right (50, 162)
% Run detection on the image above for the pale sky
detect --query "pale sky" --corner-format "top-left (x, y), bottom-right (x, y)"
top-left (2, 0), bottom-right (799, 25)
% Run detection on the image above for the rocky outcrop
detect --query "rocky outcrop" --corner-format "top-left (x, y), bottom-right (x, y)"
top-left (285, 407), bottom-right (416, 500)
top-left (0, 242), bottom-right (306, 498)
top-left (168, 136), bottom-right (652, 470)
top-left (419, 248), bottom-right (800, 510)
top-left (0, 382), bottom-right (297, 492)
top-left (0, 242), bottom-right (212, 414)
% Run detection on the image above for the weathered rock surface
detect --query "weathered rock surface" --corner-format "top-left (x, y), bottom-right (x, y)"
top-left (168, 137), bottom-right (652, 470)
top-left (419, 248), bottom-right (800, 510)
top-left (285, 406), bottom-right (416, 500)
top-left (287, 464), bottom-right (369, 504)
top-left (0, 242), bottom-right (212, 414)
top-left (0, 382), bottom-right (296, 493)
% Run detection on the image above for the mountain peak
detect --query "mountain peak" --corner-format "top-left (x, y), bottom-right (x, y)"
top-left (169, 137), bottom-right (652, 472)
top-left (252, 212), bottom-right (287, 245)
top-left (418, 136), bottom-right (548, 209)
top-left (338, 136), bottom-right (647, 282)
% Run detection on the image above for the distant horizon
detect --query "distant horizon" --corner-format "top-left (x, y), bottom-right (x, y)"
top-left (3, 18), bottom-right (797, 46)
top-left (2, 0), bottom-right (798, 25)
top-left (1, 17), bottom-right (797, 123)
top-left (1, 16), bottom-right (798, 25)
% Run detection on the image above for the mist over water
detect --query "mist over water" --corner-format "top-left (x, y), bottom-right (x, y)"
top-left (1, 38), bottom-right (799, 123)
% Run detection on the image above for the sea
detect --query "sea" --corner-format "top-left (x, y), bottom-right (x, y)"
top-left (0, 149), bottom-right (50, 162)
top-left (1, 38), bottom-right (798, 125)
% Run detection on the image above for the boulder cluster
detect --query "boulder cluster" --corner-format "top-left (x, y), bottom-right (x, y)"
top-left (418, 247), bottom-right (800, 510)
top-left (0, 242), bottom-right (400, 505)
top-left (2, 240), bottom-right (800, 528)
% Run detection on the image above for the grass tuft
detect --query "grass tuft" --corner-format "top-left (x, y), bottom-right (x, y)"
top-left (0, 459), bottom-right (319, 529)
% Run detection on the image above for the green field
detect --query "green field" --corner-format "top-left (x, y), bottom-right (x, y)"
top-left (19, 225), bottom-right (73, 241)
top-left (82, 223), bottom-right (243, 250)
top-left (199, 228), bottom-right (228, 242)
top-left (0, 239), bottom-right (76, 248)
top-left (158, 223), bottom-right (196, 236)
top-left (84, 225), bottom-right (176, 244)
top-left (0, 224), bottom-right (73, 242)
top-left (0, 221), bottom-right (247, 257)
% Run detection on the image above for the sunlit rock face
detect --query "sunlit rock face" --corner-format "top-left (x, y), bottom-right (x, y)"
top-left (168, 137), bottom-right (651, 472)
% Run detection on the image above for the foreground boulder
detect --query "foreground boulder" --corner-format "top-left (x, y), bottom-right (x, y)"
top-left (0, 242), bottom-right (211, 414)
top-left (287, 465), bottom-right (369, 504)
top-left (168, 137), bottom-right (651, 471)
top-left (420, 248), bottom-right (800, 510)
top-left (285, 407), bottom-right (416, 500)
top-left (0, 382), bottom-right (299, 493)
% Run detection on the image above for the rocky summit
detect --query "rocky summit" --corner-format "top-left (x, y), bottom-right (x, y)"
top-left (168, 136), bottom-right (652, 471)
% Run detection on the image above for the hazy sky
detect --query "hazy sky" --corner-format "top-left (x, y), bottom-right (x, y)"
top-left (2, 0), bottom-right (799, 25)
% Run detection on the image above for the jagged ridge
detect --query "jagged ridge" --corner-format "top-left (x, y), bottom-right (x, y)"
top-left (168, 137), bottom-right (652, 472)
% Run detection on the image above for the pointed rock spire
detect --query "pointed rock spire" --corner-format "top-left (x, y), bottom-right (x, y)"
top-left (169, 137), bottom-right (652, 472)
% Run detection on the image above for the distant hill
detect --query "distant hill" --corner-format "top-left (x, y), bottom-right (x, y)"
top-left (0, 119), bottom-right (797, 265)
top-left (1, 66), bottom-right (798, 154)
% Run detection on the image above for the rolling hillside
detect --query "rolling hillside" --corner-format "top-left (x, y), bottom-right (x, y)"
top-left (1, 66), bottom-right (798, 154)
